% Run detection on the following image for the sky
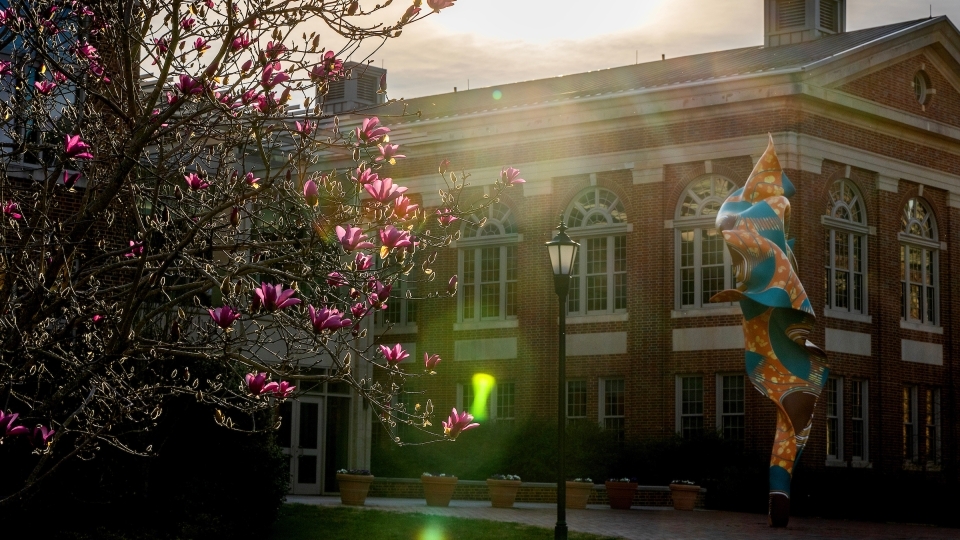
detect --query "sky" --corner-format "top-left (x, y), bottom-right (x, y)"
top-left (347, 0), bottom-right (960, 99)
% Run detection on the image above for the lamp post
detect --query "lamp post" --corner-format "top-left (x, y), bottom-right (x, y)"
top-left (545, 217), bottom-right (579, 540)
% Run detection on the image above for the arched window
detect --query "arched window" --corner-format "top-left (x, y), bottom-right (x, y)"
top-left (823, 179), bottom-right (868, 315)
top-left (458, 202), bottom-right (519, 322)
top-left (564, 187), bottom-right (628, 316)
top-left (675, 175), bottom-right (736, 309)
top-left (900, 198), bottom-right (938, 325)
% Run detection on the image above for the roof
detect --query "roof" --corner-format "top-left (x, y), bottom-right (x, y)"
top-left (387, 18), bottom-right (940, 124)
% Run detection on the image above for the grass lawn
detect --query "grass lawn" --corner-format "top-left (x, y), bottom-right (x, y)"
top-left (270, 504), bottom-right (617, 540)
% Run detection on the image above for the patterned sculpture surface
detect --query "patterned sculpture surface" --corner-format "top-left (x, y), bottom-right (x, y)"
top-left (711, 136), bottom-right (829, 527)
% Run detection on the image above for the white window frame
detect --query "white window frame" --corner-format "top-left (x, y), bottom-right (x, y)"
top-left (495, 382), bottom-right (516, 422)
top-left (674, 175), bottom-right (738, 310)
top-left (824, 376), bottom-right (844, 464)
top-left (676, 375), bottom-right (704, 438)
top-left (375, 275), bottom-right (418, 332)
top-left (899, 198), bottom-right (939, 327)
top-left (823, 179), bottom-right (869, 318)
top-left (903, 385), bottom-right (919, 464)
top-left (925, 388), bottom-right (941, 468)
top-left (598, 378), bottom-right (625, 440)
top-left (851, 380), bottom-right (869, 465)
top-left (457, 202), bottom-right (520, 324)
top-left (564, 187), bottom-right (629, 318)
top-left (715, 374), bottom-right (745, 441)
top-left (567, 379), bottom-right (588, 423)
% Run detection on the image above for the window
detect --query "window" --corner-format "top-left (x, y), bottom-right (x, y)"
top-left (717, 375), bottom-right (745, 441)
top-left (825, 377), bottom-right (842, 460)
top-left (900, 198), bottom-right (938, 326)
top-left (913, 70), bottom-right (932, 106)
top-left (564, 188), bottom-right (628, 316)
top-left (458, 382), bottom-right (490, 419)
top-left (903, 386), bottom-right (918, 463)
top-left (377, 277), bottom-right (417, 328)
top-left (677, 376), bottom-right (704, 438)
top-left (496, 382), bottom-right (515, 421)
top-left (459, 202), bottom-right (519, 323)
top-left (600, 379), bottom-right (625, 441)
top-left (851, 380), bottom-right (868, 462)
top-left (823, 180), bottom-right (867, 315)
top-left (676, 175), bottom-right (737, 309)
top-left (926, 389), bottom-right (941, 467)
top-left (567, 380), bottom-right (587, 423)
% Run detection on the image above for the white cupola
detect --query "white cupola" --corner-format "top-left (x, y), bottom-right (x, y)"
top-left (765, 0), bottom-right (846, 46)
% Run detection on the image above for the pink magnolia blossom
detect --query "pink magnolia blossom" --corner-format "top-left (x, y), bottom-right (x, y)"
top-left (265, 41), bottom-right (287, 60)
top-left (294, 120), bottom-right (315, 136)
top-left (350, 302), bottom-right (368, 320)
top-left (354, 252), bottom-right (373, 271)
top-left (208, 306), bottom-right (242, 329)
top-left (204, 0), bottom-right (215, 8)
top-left (379, 343), bottom-right (410, 366)
top-left (63, 171), bottom-right (81, 189)
top-left (380, 225), bottom-right (413, 250)
top-left (364, 177), bottom-right (407, 203)
top-left (244, 372), bottom-right (270, 395)
top-left (0, 411), bottom-right (29, 438)
top-left (393, 195), bottom-right (418, 219)
top-left (184, 173), bottom-right (210, 190)
top-left (500, 167), bottom-right (525, 185)
top-left (376, 143), bottom-right (405, 164)
top-left (436, 209), bottom-right (458, 226)
top-left (180, 16), bottom-right (195, 30)
top-left (89, 62), bottom-right (110, 83)
top-left (424, 352), bottom-right (441, 370)
top-left (260, 63), bottom-right (289, 89)
top-left (154, 37), bottom-right (169, 54)
top-left (310, 50), bottom-right (344, 81)
top-left (91, 314), bottom-right (104, 325)
top-left (368, 280), bottom-right (392, 309)
top-left (241, 59), bottom-right (253, 72)
top-left (244, 172), bottom-right (261, 188)
top-left (447, 275), bottom-right (458, 294)
top-left (355, 117), bottom-right (390, 144)
top-left (64, 134), bottom-right (94, 160)
top-left (34, 80), bottom-right (56, 94)
top-left (254, 282), bottom-right (301, 311)
top-left (427, 0), bottom-right (456, 12)
top-left (401, 4), bottom-right (421, 23)
top-left (125, 240), bottom-right (144, 258)
top-left (272, 381), bottom-right (296, 399)
top-left (354, 168), bottom-right (379, 185)
top-left (442, 408), bottom-right (479, 440)
top-left (72, 41), bottom-right (99, 61)
top-left (230, 32), bottom-right (251, 51)
top-left (230, 206), bottom-right (241, 228)
top-left (175, 74), bottom-right (204, 95)
top-left (194, 37), bottom-right (210, 55)
top-left (3, 200), bottom-right (22, 220)
top-left (0, 8), bottom-right (17, 27)
top-left (336, 225), bottom-right (375, 252)
top-left (327, 272), bottom-right (348, 287)
top-left (303, 180), bottom-right (319, 207)
top-left (0, 61), bottom-right (11, 76)
top-left (28, 425), bottom-right (55, 448)
top-left (53, 71), bottom-right (67, 84)
top-left (240, 88), bottom-right (260, 105)
top-left (308, 305), bottom-right (352, 333)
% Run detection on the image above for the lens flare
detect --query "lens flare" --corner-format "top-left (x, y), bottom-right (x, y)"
top-left (471, 373), bottom-right (495, 421)
top-left (419, 525), bottom-right (444, 540)
top-left (492, 89), bottom-right (502, 100)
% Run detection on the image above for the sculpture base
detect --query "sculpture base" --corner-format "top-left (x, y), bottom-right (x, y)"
top-left (768, 493), bottom-right (790, 527)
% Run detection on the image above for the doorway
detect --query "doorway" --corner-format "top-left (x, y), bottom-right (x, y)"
top-left (277, 383), bottom-right (352, 494)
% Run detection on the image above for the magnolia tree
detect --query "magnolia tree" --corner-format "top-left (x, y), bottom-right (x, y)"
top-left (0, 0), bottom-right (516, 504)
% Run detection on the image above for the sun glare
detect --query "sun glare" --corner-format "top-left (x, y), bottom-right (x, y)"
top-left (471, 373), bottom-right (495, 421)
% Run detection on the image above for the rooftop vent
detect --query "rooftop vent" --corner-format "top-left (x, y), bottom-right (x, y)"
top-left (766, 0), bottom-right (845, 47)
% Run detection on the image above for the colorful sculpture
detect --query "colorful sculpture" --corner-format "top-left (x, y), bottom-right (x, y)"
top-left (711, 136), bottom-right (829, 527)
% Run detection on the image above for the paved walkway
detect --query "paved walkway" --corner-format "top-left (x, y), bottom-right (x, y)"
top-left (285, 496), bottom-right (957, 539)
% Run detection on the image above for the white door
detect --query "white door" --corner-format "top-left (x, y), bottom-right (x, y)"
top-left (279, 397), bottom-right (325, 495)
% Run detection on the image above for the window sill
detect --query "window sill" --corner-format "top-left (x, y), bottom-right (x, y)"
top-left (671, 306), bottom-right (741, 318)
top-left (824, 308), bottom-right (872, 324)
top-left (565, 313), bottom-right (629, 325)
top-left (900, 320), bottom-right (943, 334)
top-left (851, 459), bottom-right (872, 469)
top-left (453, 319), bottom-right (518, 331)
top-left (825, 459), bottom-right (847, 468)
top-left (375, 324), bottom-right (418, 335)
top-left (926, 462), bottom-right (942, 472)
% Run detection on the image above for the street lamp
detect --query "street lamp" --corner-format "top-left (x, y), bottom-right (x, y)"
top-left (545, 217), bottom-right (579, 540)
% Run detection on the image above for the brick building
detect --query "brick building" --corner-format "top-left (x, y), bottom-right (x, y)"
top-left (363, 0), bottom-right (960, 487)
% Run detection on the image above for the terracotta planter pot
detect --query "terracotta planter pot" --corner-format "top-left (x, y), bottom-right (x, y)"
top-left (604, 481), bottom-right (637, 510)
top-left (421, 475), bottom-right (458, 507)
top-left (486, 479), bottom-right (522, 508)
top-left (669, 483), bottom-right (699, 511)
top-left (337, 473), bottom-right (374, 506)
top-left (565, 481), bottom-right (593, 509)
